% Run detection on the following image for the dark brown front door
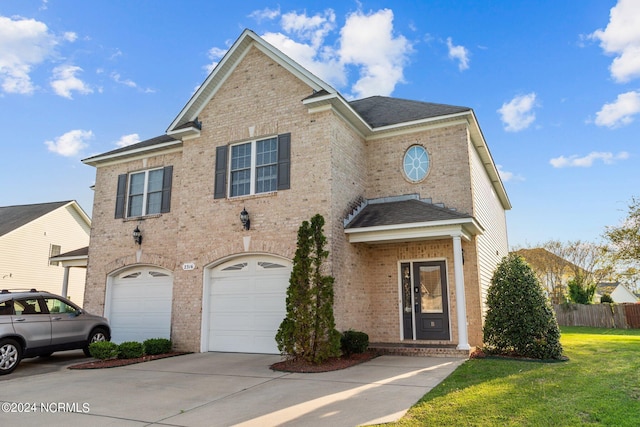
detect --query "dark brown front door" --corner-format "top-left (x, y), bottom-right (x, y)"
top-left (414, 261), bottom-right (450, 340)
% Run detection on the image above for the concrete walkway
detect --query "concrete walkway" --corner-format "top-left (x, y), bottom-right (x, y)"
top-left (0, 352), bottom-right (465, 426)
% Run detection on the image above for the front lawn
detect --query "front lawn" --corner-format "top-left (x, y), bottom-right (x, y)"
top-left (391, 327), bottom-right (640, 426)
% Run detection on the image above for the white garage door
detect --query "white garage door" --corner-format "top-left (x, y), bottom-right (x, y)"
top-left (108, 268), bottom-right (173, 344)
top-left (208, 256), bottom-right (291, 354)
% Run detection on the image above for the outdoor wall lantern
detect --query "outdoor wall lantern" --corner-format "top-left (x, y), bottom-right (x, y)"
top-left (240, 208), bottom-right (250, 230)
top-left (133, 226), bottom-right (143, 245)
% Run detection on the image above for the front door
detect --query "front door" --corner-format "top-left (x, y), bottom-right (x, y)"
top-left (414, 261), bottom-right (450, 340)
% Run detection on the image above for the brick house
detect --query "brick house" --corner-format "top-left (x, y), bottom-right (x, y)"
top-left (82, 29), bottom-right (510, 354)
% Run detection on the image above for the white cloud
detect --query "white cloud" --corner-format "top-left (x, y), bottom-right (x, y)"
top-left (115, 133), bottom-right (140, 148)
top-left (446, 37), bottom-right (470, 71)
top-left (590, 0), bottom-right (640, 83)
top-left (204, 46), bottom-right (228, 74)
top-left (45, 129), bottom-right (93, 156)
top-left (549, 151), bottom-right (629, 168)
top-left (50, 64), bottom-right (93, 98)
top-left (0, 15), bottom-right (57, 94)
top-left (244, 7), bottom-right (412, 99)
top-left (595, 90), bottom-right (640, 128)
top-left (110, 71), bottom-right (137, 88)
top-left (497, 93), bottom-right (537, 132)
top-left (497, 164), bottom-right (524, 182)
top-left (339, 9), bottom-right (413, 98)
top-left (248, 7), bottom-right (280, 23)
top-left (63, 32), bottom-right (77, 42)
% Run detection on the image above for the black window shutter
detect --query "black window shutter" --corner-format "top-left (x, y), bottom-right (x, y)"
top-left (277, 133), bottom-right (291, 191)
top-left (115, 174), bottom-right (127, 219)
top-left (214, 145), bottom-right (228, 199)
top-left (160, 166), bottom-right (173, 213)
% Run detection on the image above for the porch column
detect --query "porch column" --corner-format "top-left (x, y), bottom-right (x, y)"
top-left (61, 266), bottom-right (70, 299)
top-left (453, 234), bottom-right (470, 350)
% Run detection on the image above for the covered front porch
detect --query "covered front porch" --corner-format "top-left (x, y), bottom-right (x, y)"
top-left (343, 195), bottom-right (484, 354)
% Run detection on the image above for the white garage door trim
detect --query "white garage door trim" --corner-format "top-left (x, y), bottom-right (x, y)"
top-left (106, 266), bottom-right (173, 344)
top-left (201, 254), bottom-right (292, 354)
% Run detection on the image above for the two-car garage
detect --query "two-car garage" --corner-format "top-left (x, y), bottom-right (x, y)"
top-left (106, 255), bottom-right (291, 354)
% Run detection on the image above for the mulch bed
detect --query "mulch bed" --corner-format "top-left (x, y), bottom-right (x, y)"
top-left (68, 352), bottom-right (190, 370)
top-left (270, 350), bottom-right (378, 373)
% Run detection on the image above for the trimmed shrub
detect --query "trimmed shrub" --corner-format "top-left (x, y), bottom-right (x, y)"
top-left (483, 254), bottom-right (563, 360)
top-left (89, 341), bottom-right (118, 360)
top-left (117, 341), bottom-right (144, 359)
top-left (143, 338), bottom-right (172, 355)
top-left (341, 330), bottom-right (369, 355)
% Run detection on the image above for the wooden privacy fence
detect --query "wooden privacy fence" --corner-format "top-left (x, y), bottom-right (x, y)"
top-left (553, 304), bottom-right (640, 329)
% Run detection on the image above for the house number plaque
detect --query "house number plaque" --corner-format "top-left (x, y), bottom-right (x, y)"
top-left (182, 263), bottom-right (196, 271)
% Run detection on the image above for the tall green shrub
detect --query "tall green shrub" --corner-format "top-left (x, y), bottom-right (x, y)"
top-left (567, 274), bottom-right (597, 304)
top-left (483, 254), bottom-right (563, 360)
top-left (276, 214), bottom-right (341, 364)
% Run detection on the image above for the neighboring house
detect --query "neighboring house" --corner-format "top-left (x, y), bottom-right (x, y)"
top-left (0, 201), bottom-right (91, 304)
top-left (596, 282), bottom-right (639, 303)
top-left (513, 248), bottom-right (583, 303)
top-left (82, 29), bottom-right (511, 353)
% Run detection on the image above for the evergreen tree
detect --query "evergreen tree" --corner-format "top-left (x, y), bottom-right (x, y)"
top-left (483, 254), bottom-right (563, 360)
top-left (276, 214), bottom-right (341, 363)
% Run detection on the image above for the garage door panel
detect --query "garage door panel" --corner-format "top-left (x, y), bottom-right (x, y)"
top-left (208, 256), bottom-right (291, 354)
top-left (109, 268), bottom-right (173, 344)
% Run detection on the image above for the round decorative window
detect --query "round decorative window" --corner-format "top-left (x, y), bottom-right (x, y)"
top-left (403, 145), bottom-right (430, 182)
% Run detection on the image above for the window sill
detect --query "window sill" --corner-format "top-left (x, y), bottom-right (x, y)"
top-left (228, 191), bottom-right (277, 201)
top-left (122, 214), bottom-right (163, 222)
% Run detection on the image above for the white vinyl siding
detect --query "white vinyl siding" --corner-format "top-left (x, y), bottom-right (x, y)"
top-left (0, 203), bottom-right (90, 304)
top-left (469, 139), bottom-right (509, 317)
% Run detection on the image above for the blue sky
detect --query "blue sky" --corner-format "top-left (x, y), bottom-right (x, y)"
top-left (1, 0), bottom-right (638, 249)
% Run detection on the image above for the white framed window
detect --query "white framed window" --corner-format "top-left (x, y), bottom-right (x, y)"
top-left (115, 166), bottom-right (173, 219)
top-left (128, 168), bottom-right (164, 217)
top-left (229, 137), bottom-right (278, 197)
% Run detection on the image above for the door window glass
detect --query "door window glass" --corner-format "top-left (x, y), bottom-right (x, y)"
top-left (45, 298), bottom-right (77, 314)
top-left (420, 266), bottom-right (443, 313)
top-left (14, 298), bottom-right (45, 315)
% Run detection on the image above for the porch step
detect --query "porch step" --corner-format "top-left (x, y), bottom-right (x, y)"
top-left (370, 342), bottom-right (471, 358)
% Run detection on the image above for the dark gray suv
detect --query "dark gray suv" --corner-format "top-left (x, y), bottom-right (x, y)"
top-left (0, 289), bottom-right (110, 375)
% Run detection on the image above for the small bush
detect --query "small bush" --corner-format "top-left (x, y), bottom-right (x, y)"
top-left (143, 338), bottom-right (172, 355)
top-left (341, 330), bottom-right (369, 355)
top-left (117, 341), bottom-right (144, 359)
top-left (89, 341), bottom-right (118, 360)
top-left (600, 293), bottom-right (614, 304)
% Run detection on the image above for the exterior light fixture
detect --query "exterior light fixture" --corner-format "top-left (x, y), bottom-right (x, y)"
top-left (240, 208), bottom-right (250, 230)
top-left (133, 226), bottom-right (143, 245)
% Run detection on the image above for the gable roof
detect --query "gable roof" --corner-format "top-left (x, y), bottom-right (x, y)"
top-left (0, 201), bottom-right (90, 238)
top-left (81, 29), bottom-right (510, 210)
top-left (167, 29), bottom-right (337, 136)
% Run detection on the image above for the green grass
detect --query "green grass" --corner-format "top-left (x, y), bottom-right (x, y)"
top-left (391, 327), bottom-right (640, 426)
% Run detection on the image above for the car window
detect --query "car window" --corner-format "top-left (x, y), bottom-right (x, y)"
top-left (0, 300), bottom-right (14, 315)
top-left (45, 298), bottom-right (78, 314)
top-left (14, 298), bottom-right (46, 315)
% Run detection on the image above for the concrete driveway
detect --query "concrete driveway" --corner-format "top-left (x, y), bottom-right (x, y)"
top-left (0, 352), bottom-right (464, 426)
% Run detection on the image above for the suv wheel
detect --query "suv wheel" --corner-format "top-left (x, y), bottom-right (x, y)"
top-left (0, 338), bottom-right (22, 375)
top-left (83, 328), bottom-right (109, 357)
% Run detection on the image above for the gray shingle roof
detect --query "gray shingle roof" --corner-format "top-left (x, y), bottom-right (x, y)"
top-left (349, 96), bottom-right (470, 128)
top-left (346, 199), bottom-right (472, 229)
top-left (0, 201), bottom-right (72, 238)
top-left (82, 134), bottom-right (178, 163)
